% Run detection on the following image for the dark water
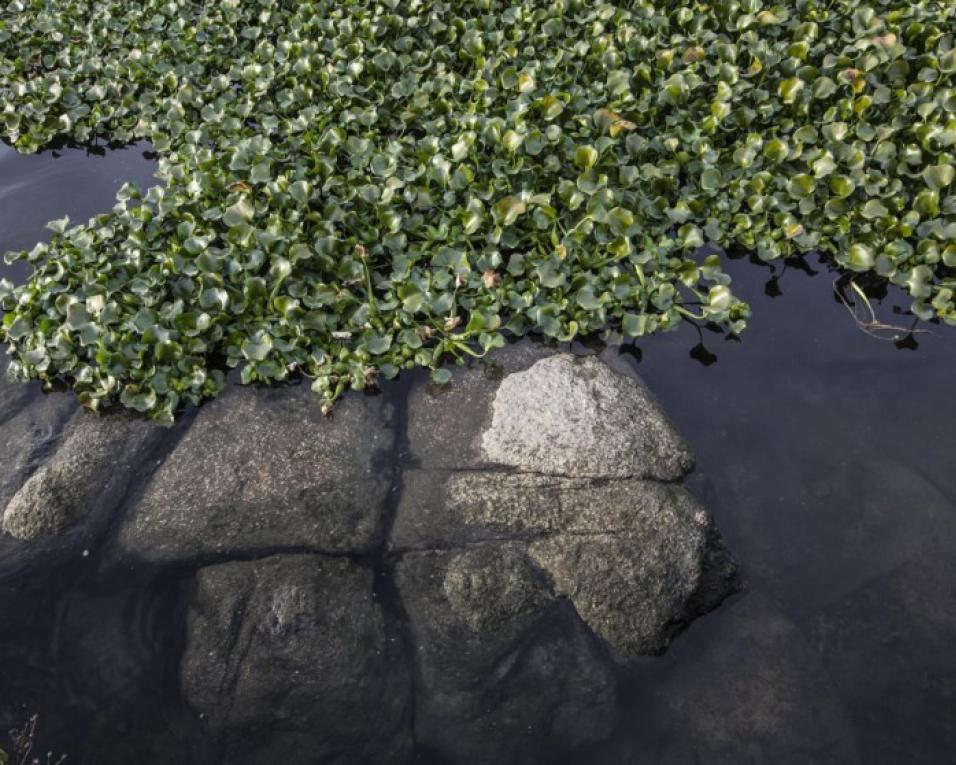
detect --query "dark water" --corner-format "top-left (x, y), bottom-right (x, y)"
top-left (0, 142), bottom-right (954, 763)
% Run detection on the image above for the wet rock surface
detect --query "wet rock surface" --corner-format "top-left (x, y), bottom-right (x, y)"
top-left (182, 554), bottom-right (411, 765)
top-left (0, 389), bottom-right (74, 515)
top-left (404, 345), bottom-right (693, 480)
top-left (397, 545), bottom-right (618, 765)
top-left (0, 346), bottom-right (738, 763)
top-left (0, 395), bottom-right (165, 577)
top-left (651, 596), bottom-right (858, 765)
top-left (394, 345), bottom-right (736, 659)
top-left (2, 410), bottom-right (162, 542)
top-left (392, 470), bottom-right (736, 656)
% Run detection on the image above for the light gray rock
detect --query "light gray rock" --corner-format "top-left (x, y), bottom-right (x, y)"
top-left (181, 554), bottom-right (411, 765)
top-left (391, 469), bottom-right (736, 656)
top-left (395, 544), bottom-right (618, 764)
top-left (406, 345), bottom-right (692, 480)
top-left (393, 349), bottom-right (737, 659)
top-left (1, 409), bottom-right (163, 543)
top-left (483, 354), bottom-right (693, 480)
top-left (392, 469), bottom-right (706, 544)
top-left (117, 384), bottom-right (395, 563)
top-left (405, 343), bottom-right (554, 470)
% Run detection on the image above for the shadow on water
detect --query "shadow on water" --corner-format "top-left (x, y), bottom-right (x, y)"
top-left (0, 142), bottom-right (955, 764)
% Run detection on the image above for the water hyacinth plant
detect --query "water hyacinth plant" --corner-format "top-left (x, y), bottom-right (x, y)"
top-left (0, 0), bottom-right (954, 423)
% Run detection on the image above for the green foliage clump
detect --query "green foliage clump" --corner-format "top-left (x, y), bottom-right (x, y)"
top-left (0, 0), bottom-right (954, 422)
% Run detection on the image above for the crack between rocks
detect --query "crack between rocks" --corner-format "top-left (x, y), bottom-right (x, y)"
top-left (214, 585), bottom-right (254, 765)
top-left (388, 527), bottom-right (662, 557)
top-left (152, 546), bottom-right (381, 571)
top-left (370, 379), bottom-right (422, 756)
top-left (400, 463), bottom-right (692, 486)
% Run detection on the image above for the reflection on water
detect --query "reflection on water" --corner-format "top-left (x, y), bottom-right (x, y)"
top-left (1, 142), bottom-right (955, 764)
top-left (0, 141), bottom-right (158, 281)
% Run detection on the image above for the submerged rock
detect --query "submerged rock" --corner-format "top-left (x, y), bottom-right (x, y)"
top-left (652, 596), bottom-right (856, 765)
top-left (0, 389), bottom-right (74, 514)
top-left (2, 410), bottom-right (160, 541)
top-left (396, 544), bottom-right (618, 765)
top-left (0, 408), bottom-right (164, 578)
top-left (117, 384), bottom-right (395, 563)
top-left (380, 347), bottom-right (738, 761)
top-left (0, 358), bottom-right (43, 426)
top-left (181, 554), bottom-right (411, 765)
top-left (528, 514), bottom-right (734, 657)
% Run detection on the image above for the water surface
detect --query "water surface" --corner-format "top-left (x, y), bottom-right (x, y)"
top-left (1, 142), bottom-right (954, 764)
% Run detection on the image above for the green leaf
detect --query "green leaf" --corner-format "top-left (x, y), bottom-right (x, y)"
top-left (289, 180), bottom-right (311, 203)
top-left (763, 140), bottom-right (789, 163)
top-left (2, 0), bottom-right (953, 422)
top-left (574, 145), bottom-right (599, 171)
top-left (249, 160), bottom-right (272, 184)
top-left (537, 95), bottom-right (564, 120)
top-left (778, 77), bottom-right (804, 104)
top-left (923, 164), bottom-right (954, 190)
top-left (621, 313), bottom-right (647, 337)
top-left (861, 200), bottom-right (889, 219)
top-left (241, 331), bottom-right (273, 361)
top-left (46, 216), bottom-right (70, 234)
top-left (222, 198), bottom-right (254, 226)
top-left (707, 285), bottom-right (733, 313)
top-left (366, 332), bottom-right (392, 355)
top-left (829, 176), bottom-right (856, 199)
top-left (576, 287), bottom-right (602, 311)
top-left (846, 243), bottom-right (875, 271)
top-left (493, 196), bottom-right (526, 226)
top-left (607, 207), bottom-right (635, 236)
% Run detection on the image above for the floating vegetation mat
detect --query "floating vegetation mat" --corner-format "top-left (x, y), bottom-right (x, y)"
top-left (0, 1), bottom-right (954, 422)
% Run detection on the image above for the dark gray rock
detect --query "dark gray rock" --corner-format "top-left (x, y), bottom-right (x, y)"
top-left (395, 544), bottom-right (618, 764)
top-left (181, 554), bottom-right (411, 765)
top-left (0, 409), bottom-right (164, 579)
top-left (394, 350), bottom-right (736, 658)
top-left (0, 359), bottom-right (42, 425)
top-left (117, 384), bottom-right (395, 563)
top-left (0, 344), bottom-right (741, 765)
top-left (813, 544), bottom-right (956, 761)
top-left (528, 510), bottom-right (734, 656)
top-left (653, 595), bottom-right (856, 765)
top-left (0, 390), bottom-right (74, 513)
top-left (2, 410), bottom-right (161, 541)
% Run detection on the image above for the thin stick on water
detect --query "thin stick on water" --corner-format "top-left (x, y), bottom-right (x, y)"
top-left (833, 277), bottom-right (930, 341)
